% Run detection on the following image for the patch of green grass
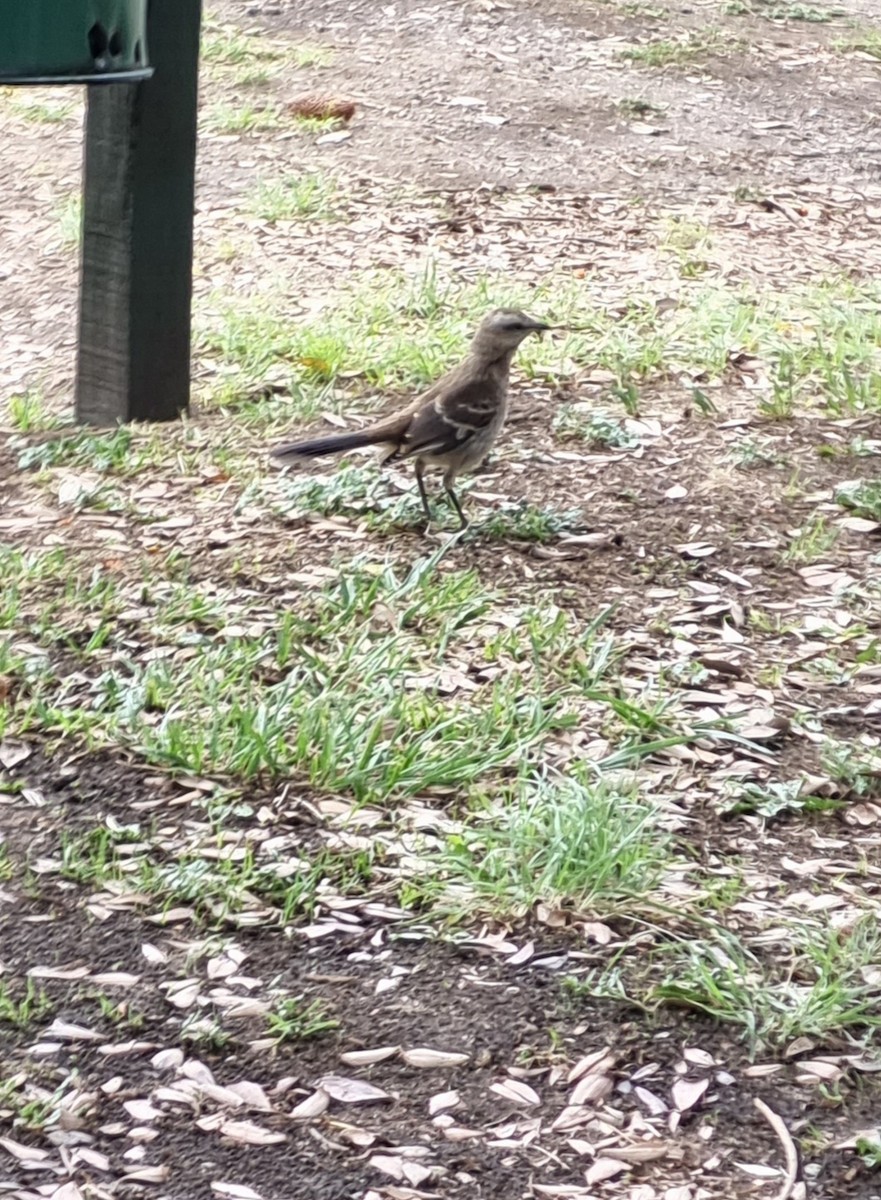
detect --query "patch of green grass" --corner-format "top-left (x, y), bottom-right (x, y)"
top-left (570, 917), bottom-right (881, 1055)
top-left (652, 919), bottom-right (881, 1051)
top-left (0, 979), bottom-right (54, 1028)
top-left (6, 90), bottom-right (78, 124)
top-left (0, 1074), bottom-right (72, 1132)
top-left (266, 995), bottom-right (339, 1042)
top-left (619, 29), bottom-right (735, 67)
top-left (728, 0), bottom-right (842, 17)
top-left (661, 216), bottom-right (713, 278)
top-left (200, 267), bottom-right (881, 422)
top-left (93, 993), bottom-right (146, 1030)
top-left (5, 389), bottom-right (62, 433)
top-left (274, 464), bottom-right (428, 531)
top-left (620, 0), bottom-right (669, 16)
top-left (661, 216), bottom-right (711, 253)
top-left (180, 1014), bottom-right (232, 1050)
top-left (290, 45), bottom-right (334, 68)
top-left (552, 406), bottom-right (641, 449)
top-left (15, 548), bottom-right (578, 796)
top-left (202, 21), bottom-right (330, 75)
top-left (56, 821), bottom-right (361, 925)
top-left (7, 531), bottom-right (770, 808)
top-left (835, 28), bottom-right (881, 57)
top-left (782, 514), bottom-right (839, 564)
top-left (440, 768), bottom-right (670, 916)
top-left (55, 192), bottom-right (82, 250)
top-left (202, 100), bottom-right (283, 135)
top-left (249, 172), bottom-right (345, 222)
top-left (821, 740), bottom-right (881, 800)
top-left (836, 479), bottom-right (881, 522)
top-left (202, 21), bottom-right (283, 66)
top-left (616, 97), bottom-right (667, 117)
top-left (726, 436), bottom-right (783, 470)
top-left (479, 501), bottom-right (585, 543)
top-left (15, 426), bottom-right (141, 474)
top-left (290, 114), bottom-right (344, 135)
top-left (198, 263), bottom-right (587, 404)
top-left (718, 778), bottom-right (841, 819)
top-left (857, 1137), bottom-right (881, 1169)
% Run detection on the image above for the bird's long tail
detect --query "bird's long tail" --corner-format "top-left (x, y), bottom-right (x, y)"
top-left (271, 429), bottom-right (384, 462)
top-left (271, 412), bottom-right (410, 464)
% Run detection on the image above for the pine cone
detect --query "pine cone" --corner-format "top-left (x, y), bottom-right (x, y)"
top-left (286, 94), bottom-right (356, 122)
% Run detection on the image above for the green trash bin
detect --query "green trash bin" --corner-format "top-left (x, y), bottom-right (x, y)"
top-left (0, 0), bottom-right (152, 84)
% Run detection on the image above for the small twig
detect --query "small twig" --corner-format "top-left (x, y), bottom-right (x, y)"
top-left (756, 196), bottom-right (802, 226)
top-left (754, 1097), bottom-right (804, 1200)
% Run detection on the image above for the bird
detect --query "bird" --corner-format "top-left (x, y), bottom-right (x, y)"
top-left (270, 308), bottom-right (551, 529)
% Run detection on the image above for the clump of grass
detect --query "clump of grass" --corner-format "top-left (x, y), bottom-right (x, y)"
top-left (616, 97), bottom-right (666, 117)
top-left (552, 406), bottom-right (640, 449)
top-left (6, 389), bottom-right (62, 433)
top-left (249, 172), bottom-right (345, 222)
top-left (651, 919), bottom-right (881, 1052)
top-left (202, 101), bottom-right (282, 135)
top-left (619, 1), bottom-right (669, 16)
top-left (16, 427), bottom-right (140, 473)
top-left (441, 768), bottom-right (669, 915)
top-left (569, 916), bottom-right (881, 1056)
top-left (479, 501), bottom-right (585, 542)
top-left (782, 514), bottom-right (839, 564)
top-left (5, 90), bottom-right (78, 124)
top-left (729, 0), bottom-right (842, 17)
top-left (718, 778), bottom-right (841, 819)
top-left (835, 479), bottom-right (881, 522)
top-left (835, 29), bottom-right (881, 57)
top-left (726, 436), bottom-right (783, 470)
top-left (0, 979), bottom-right (54, 1029)
top-left (55, 193), bottom-right (82, 250)
top-left (619, 29), bottom-right (734, 67)
top-left (274, 465), bottom-right (428, 531)
top-left (267, 996), bottom-right (339, 1042)
top-left (17, 548), bottom-right (575, 797)
top-left (0, 1075), bottom-right (72, 1132)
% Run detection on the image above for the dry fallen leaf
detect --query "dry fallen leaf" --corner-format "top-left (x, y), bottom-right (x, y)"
top-left (211, 1183), bottom-right (264, 1200)
top-left (43, 1019), bottom-right (102, 1041)
top-left (671, 1077), bottom-right (709, 1113)
top-left (290, 1089), bottom-right (330, 1119)
top-left (122, 1165), bottom-right (171, 1182)
top-left (586, 1157), bottom-right (627, 1184)
top-left (316, 1076), bottom-right (392, 1104)
top-left (217, 1120), bottom-right (286, 1146)
top-left (399, 1048), bottom-right (469, 1069)
top-left (339, 1046), bottom-right (400, 1067)
top-left (0, 739), bottom-right (32, 768)
top-left (567, 1047), bottom-right (613, 1083)
top-left (428, 1089), bottom-right (460, 1116)
top-left (123, 1099), bottom-right (163, 1122)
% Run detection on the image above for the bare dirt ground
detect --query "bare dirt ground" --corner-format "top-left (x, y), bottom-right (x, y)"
top-left (3, 2), bottom-right (881, 1199)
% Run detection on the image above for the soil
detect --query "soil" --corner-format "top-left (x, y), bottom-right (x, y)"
top-left (3, 1), bottom-right (881, 1198)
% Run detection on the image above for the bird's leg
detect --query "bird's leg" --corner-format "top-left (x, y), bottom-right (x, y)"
top-left (414, 460), bottom-right (433, 527)
top-left (445, 485), bottom-right (468, 530)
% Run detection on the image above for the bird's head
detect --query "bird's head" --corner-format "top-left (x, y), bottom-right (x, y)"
top-left (472, 308), bottom-right (551, 355)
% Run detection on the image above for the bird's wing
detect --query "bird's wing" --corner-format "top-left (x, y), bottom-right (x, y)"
top-left (398, 376), bottom-right (499, 458)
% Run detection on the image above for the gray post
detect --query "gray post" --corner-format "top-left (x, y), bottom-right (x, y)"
top-left (76, 0), bottom-right (202, 425)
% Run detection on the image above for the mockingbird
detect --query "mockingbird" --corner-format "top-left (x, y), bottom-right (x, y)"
top-left (270, 308), bottom-right (550, 528)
